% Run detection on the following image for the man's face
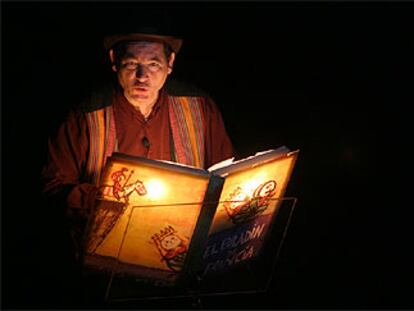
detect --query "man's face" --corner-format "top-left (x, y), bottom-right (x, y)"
top-left (112, 41), bottom-right (175, 107)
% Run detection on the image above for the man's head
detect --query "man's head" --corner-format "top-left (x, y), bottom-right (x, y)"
top-left (104, 32), bottom-right (183, 109)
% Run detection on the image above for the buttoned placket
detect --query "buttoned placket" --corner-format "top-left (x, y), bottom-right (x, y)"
top-left (114, 89), bottom-right (165, 160)
top-left (139, 97), bottom-right (163, 159)
top-left (141, 118), bottom-right (150, 157)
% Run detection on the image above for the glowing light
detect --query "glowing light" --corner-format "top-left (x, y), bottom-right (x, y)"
top-left (241, 178), bottom-right (262, 197)
top-left (146, 179), bottom-right (167, 199)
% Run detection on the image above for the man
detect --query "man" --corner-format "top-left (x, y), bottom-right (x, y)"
top-left (41, 29), bottom-right (235, 259)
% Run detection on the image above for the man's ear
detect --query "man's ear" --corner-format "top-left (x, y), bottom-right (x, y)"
top-left (167, 52), bottom-right (176, 75)
top-left (109, 49), bottom-right (117, 72)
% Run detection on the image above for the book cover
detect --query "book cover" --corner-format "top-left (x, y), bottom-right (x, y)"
top-left (200, 147), bottom-right (299, 278)
top-left (82, 147), bottom-right (299, 295)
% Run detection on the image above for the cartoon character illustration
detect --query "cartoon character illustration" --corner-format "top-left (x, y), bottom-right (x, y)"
top-left (111, 167), bottom-right (129, 199)
top-left (99, 167), bottom-right (147, 203)
top-left (224, 180), bottom-right (277, 224)
top-left (88, 168), bottom-right (148, 252)
top-left (225, 186), bottom-right (251, 217)
top-left (151, 225), bottom-right (189, 272)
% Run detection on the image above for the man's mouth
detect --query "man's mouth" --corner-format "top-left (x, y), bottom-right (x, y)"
top-left (133, 86), bottom-right (148, 91)
top-left (132, 86), bottom-right (150, 94)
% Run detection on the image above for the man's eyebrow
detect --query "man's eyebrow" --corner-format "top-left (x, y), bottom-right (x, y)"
top-left (122, 53), bottom-right (164, 62)
top-left (148, 56), bottom-right (163, 62)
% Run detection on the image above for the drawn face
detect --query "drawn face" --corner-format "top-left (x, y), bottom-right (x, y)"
top-left (256, 180), bottom-right (276, 197)
top-left (113, 41), bottom-right (175, 108)
top-left (116, 175), bottom-right (125, 183)
top-left (160, 234), bottom-right (181, 250)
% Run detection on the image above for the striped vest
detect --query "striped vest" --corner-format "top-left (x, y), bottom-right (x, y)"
top-left (84, 96), bottom-right (206, 185)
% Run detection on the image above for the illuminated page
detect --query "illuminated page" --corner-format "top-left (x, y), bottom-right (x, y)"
top-left (201, 149), bottom-right (299, 276)
top-left (84, 153), bottom-right (214, 281)
top-left (207, 146), bottom-right (290, 175)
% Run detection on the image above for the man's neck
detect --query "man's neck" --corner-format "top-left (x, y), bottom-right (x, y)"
top-left (124, 93), bottom-right (158, 119)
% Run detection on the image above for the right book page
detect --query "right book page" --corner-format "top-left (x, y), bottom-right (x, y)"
top-left (200, 147), bottom-right (299, 278)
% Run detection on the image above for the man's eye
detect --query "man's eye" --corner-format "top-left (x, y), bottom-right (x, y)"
top-left (148, 63), bottom-right (161, 70)
top-left (123, 62), bottom-right (138, 70)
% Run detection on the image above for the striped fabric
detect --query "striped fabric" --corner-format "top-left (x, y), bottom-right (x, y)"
top-left (85, 105), bottom-right (117, 185)
top-left (85, 96), bottom-right (205, 185)
top-left (168, 96), bottom-right (205, 168)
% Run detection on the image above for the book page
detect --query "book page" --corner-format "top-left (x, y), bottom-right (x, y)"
top-left (201, 149), bottom-right (299, 277)
top-left (208, 146), bottom-right (291, 176)
top-left (207, 157), bottom-right (235, 172)
top-left (83, 154), bottom-right (213, 285)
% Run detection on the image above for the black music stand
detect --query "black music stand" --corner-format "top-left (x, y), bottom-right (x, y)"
top-left (101, 197), bottom-right (297, 308)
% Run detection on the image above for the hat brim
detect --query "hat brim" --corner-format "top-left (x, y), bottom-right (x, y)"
top-left (104, 33), bottom-right (183, 54)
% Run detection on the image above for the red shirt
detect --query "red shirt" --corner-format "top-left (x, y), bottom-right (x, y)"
top-left (42, 88), bottom-right (234, 211)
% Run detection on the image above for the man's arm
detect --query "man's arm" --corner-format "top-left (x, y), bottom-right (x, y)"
top-left (41, 109), bottom-right (98, 215)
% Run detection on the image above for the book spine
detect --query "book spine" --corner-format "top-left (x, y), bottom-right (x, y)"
top-left (178, 175), bottom-right (225, 286)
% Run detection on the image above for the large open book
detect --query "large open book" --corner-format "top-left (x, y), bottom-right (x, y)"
top-left (82, 146), bottom-right (299, 298)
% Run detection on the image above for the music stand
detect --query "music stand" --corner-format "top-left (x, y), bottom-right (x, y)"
top-left (102, 197), bottom-right (297, 307)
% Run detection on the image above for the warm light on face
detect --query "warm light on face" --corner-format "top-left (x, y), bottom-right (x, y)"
top-left (146, 179), bottom-right (167, 199)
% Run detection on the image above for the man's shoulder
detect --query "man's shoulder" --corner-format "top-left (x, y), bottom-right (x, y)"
top-left (164, 79), bottom-right (211, 99)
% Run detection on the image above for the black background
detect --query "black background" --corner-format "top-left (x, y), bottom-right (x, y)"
top-left (2, 1), bottom-right (414, 309)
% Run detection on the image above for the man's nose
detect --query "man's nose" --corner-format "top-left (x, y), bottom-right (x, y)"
top-left (135, 65), bottom-right (148, 80)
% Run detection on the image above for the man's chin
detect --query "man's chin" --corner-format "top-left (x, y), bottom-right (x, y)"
top-left (131, 94), bottom-right (149, 100)
top-left (128, 92), bottom-right (150, 101)
top-left (124, 90), bottom-right (155, 105)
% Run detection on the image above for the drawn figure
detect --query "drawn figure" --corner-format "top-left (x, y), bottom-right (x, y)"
top-left (226, 187), bottom-right (251, 216)
top-left (151, 225), bottom-right (189, 272)
top-left (88, 168), bottom-right (148, 252)
top-left (99, 167), bottom-right (147, 203)
top-left (224, 180), bottom-right (277, 224)
top-left (111, 167), bottom-right (129, 199)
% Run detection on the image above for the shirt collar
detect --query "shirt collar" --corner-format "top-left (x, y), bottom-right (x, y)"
top-left (114, 87), bottom-right (167, 121)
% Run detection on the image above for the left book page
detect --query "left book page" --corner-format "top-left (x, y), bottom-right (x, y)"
top-left (82, 153), bottom-right (223, 285)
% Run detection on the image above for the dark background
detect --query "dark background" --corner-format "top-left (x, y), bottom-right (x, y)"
top-left (2, 1), bottom-right (413, 309)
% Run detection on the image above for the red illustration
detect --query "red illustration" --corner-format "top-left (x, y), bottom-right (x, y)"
top-left (99, 167), bottom-right (147, 203)
top-left (151, 225), bottom-right (189, 272)
top-left (224, 180), bottom-right (277, 224)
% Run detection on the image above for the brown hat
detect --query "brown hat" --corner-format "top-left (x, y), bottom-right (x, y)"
top-left (103, 32), bottom-right (183, 54)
